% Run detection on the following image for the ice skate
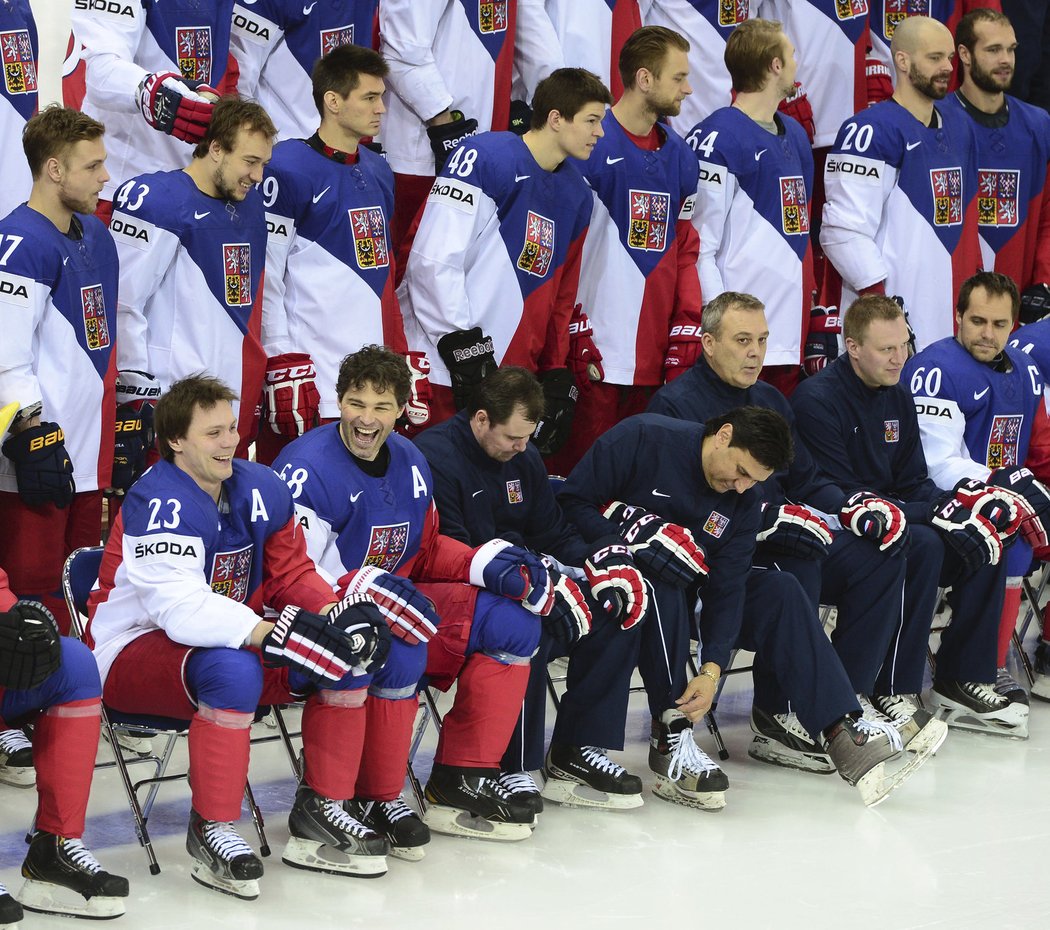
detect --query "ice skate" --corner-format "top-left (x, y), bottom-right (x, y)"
top-left (346, 796), bottom-right (429, 862)
top-left (649, 709), bottom-right (728, 812)
top-left (1031, 642), bottom-right (1050, 703)
top-left (102, 726), bottom-right (155, 757)
top-left (0, 729), bottom-right (34, 788)
top-left (0, 882), bottom-right (22, 930)
top-left (17, 832), bottom-right (128, 919)
top-left (822, 713), bottom-right (930, 807)
top-left (747, 707), bottom-right (835, 774)
top-left (284, 784), bottom-right (389, 877)
top-left (495, 771), bottom-right (544, 818)
top-left (931, 679), bottom-right (1028, 738)
top-left (423, 764), bottom-right (534, 841)
top-left (186, 809), bottom-right (264, 900)
top-left (869, 694), bottom-right (948, 755)
top-left (541, 744), bottom-right (644, 811)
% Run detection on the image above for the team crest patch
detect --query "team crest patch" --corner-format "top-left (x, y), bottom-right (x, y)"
top-left (988, 414), bottom-right (1023, 468)
top-left (320, 25), bottom-right (354, 57)
top-left (882, 0), bottom-right (929, 40)
top-left (779, 177), bottom-right (810, 235)
top-left (349, 207), bottom-right (389, 270)
top-left (977, 169), bottom-right (1019, 227)
top-left (834, 0), bottom-right (868, 20)
top-left (81, 284), bottom-right (110, 351)
top-left (1, 30), bottom-right (37, 95)
top-left (364, 522), bottom-right (410, 571)
top-left (930, 167), bottom-right (963, 227)
top-left (211, 545), bottom-right (253, 602)
top-left (718, 0), bottom-right (749, 26)
top-left (223, 243), bottom-right (252, 306)
top-left (627, 189), bottom-right (670, 252)
top-left (176, 27), bottom-right (212, 83)
top-left (884, 419), bottom-right (900, 443)
top-left (517, 210), bottom-right (555, 277)
top-left (479, 0), bottom-right (509, 33)
top-left (703, 511), bottom-right (729, 539)
top-left (506, 479), bottom-right (523, 504)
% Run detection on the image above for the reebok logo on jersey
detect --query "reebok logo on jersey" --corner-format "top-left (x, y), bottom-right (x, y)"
top-left (0, 30), bottom-right (37, 95)
top-left (930, 167), bottom-right (963, 226)
top-left (211, 545), bottom-right (253, 602)
top-left (517, 210), bottom-right (555, 277)
top-left (81, 284), bottom-right (111, 350)
top-left (779, 176), bottom-right (810, 236)
top-left (627, 189), bottom-right (670, 252)
top-left (320, 24), bottom-right (354, 56)
top-left (176, 27), bottom-right (213, 83)
top-left (974, 387), bottom-right (990, 400)
top-left (364, 522), bottom-right (410, 572)
top-left (479, 0), bottom-right (509, 33)
top-left (606, 156), bottom-right (625, 166)
top-left (884, 420), bottom-right (900, 443)
top-left (977, 169), bottom-right (1020, 227)
top-left (506, 479), bottom-right (523, 504)
top-left (988, 414), bottom-right (1023, 468)
top-left (718, 0), bottom-right (748, 26)
top-left (348, 206), bottom-right (389, 270)
top-left (833, 0), bottom-right (867, 20)
top-left (223, 243), bottom-right (252, 306)
top-left (703, 511), bottom-right (729, 538)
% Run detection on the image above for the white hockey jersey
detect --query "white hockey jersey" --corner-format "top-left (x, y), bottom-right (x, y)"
top-left (541, 0), bottom-right (641, 98)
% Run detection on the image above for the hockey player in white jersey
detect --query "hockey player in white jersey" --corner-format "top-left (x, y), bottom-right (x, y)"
top-left (109, 98), bottom-right (276, 458)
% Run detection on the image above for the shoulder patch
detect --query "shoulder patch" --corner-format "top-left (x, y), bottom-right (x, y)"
top-left (428, 177), bottom-right (479, 214)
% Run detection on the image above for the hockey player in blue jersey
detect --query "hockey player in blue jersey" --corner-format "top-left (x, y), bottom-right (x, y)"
top-left (274, 347), bottom-right (588, 848)
top-left (649, 291), bottom-right (948, 762)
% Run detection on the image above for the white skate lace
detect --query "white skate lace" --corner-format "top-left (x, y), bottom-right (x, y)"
top-left (321, 799), bottom-right (373, 838)
top-left (872, 694), bottom-right (918, 723)
top-left (852, 715), bottom-right (904, 753)
top-left (497, 772), bottom-right (539, 795)
top-left (579, 746), bottom-right (626, 776)
top-left (202, 821), bottom-right (256, 861)
top-left (378, 797), bottom-right (416, 823)
top-left (962, 680), bottom-right (1009, 709)
top-left (0, 729), bottom-right (31, 756)
top-left (60, 839), bottom-right (103, 874)
top-left (665, 729), bottom-right (720, 782)
top-left (773, 712), bottom-right (815, 744)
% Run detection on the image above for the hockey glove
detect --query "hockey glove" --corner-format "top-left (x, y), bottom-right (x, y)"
top-left (137, 71), bottom-right (217, 143)
top-left (532, 369), bottom-right (578, 456)
top-left (584, 544), bottom-right (647, 630)
top-left (264, 353), bottom-right (320, 439)
top-left (603, 501), bottom-right (708, 588)
top-left (803, 306), bottom-right (841, 377)
top-left (0, 601), bottom-right (61, 691)
top-left (508, 99), bottom-right (532, 136)
top-left (340, 566), bottom-right (439, 646)
top-left (568, 303), bottom-right (604, 383)
top-left (663, 323), bottom-right (703, 383)
top-left (930, 495), bottom-right (1003, 573)
top-left (436, 327), bottom-right (497, 411)
top-left (404, 352), bottom-right (432, 427)
top-left (427, 110), bottom-right (479, 173)
top-left (3, 422), bottom-right (75, 509)
top-left (756, 502), bottom-right (833, 560)
top-left (865, 58), bottom-right (894, 106)
top-left (778, 81), bottom-right (815, 143)
top-left (840, 491), bottom-right (908, 552)
top-left (111, 402), bottom-right (155, 494)
top-left (988, 466), bottom-right (1050, 548)
top-left (1020, 284), bottom-right (1050, 326)
top-left (952, 478), bottom-right (1024, 542)
top-left (539, 559), bottom-right (592, 648)
top-left (469, 539), bottom-right (554, 615)
top-left (115, 369), bottom-right (161, 410)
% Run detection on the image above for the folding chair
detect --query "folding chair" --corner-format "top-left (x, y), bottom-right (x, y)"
top-left (62, 547), bottom-right (270, 875)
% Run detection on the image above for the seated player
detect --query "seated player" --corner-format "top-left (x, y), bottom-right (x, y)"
top-left (273, 347), bottom-right (582, 848)
top-left (89, 375), bottom-right (395, 899)
top-left (0, 565), bottom-right (128, 923)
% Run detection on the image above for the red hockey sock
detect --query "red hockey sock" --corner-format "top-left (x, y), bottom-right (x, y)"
top-left (434, 654), bottom-right (529, 767)
top-left (354, 695), bottom-right (418, 801)
top-left (997, 581), bottom-right (1023, 668)
top-left (301, 688), bottom-right (366, 801)
top-left (34, 698), bottom-right (100, 837)
top-left (188, 704), bottom-right (252, 822)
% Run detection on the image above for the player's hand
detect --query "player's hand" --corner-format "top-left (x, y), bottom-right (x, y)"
top-left (137, 71), bottom-right (217, 143)
top-left (1019, 284), bottom-right (1050, 326)
top-left (676, 672), bottom-right (717, 723)
top-left (840, 491), bottom-right (908, 552)
top-left (778, 81), bottom-right (815, 143)
top-left (584, 544), bottom-right (648, 630)
top-left (470, 539), bottom-right (553, 615)
top-left (532, 369), bottom-right (578, 456)
top-left (404, 352), bottom-right (432, 428)
top-left (3, 422), bottom-right (75, 509)
top-left (539, 560), bottom-right (592, 648)
top-left (757, 502), bottom-right (833, 560)
top-left (436, 327), bottom-right (496, 411)
top-left (930, 495), bottom-right (1002, 572)
top-left (568, 303), bottom-right (604, 383)
top-left (865, 57), bottom-right (893, 106)
top-left (339, 566), bottom-right (439, 646)
top-left (427, 110), bottom-right (478, 173)
top-left (803, 306), bottom-right (841, 377)
top-left (952, 477), bottom-right (1024, 542)
top-left (663, 323), bottom-right (702, 383)
top-left (988, 467), bottom-right (1050, 548)
top-left (604, 501), bottom-right (708, 587)
top-left (0, 601), bottom-right (61, 691)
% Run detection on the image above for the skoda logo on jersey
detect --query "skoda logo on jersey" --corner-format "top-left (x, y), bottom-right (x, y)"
top-left (884, 420), bottom-right (900, 443)
top-left (364, 522), bottom-right (410, 572)
top-left (211, 545), bottom-right (253, 603)
top-left (81, 284), bottom-right (111, 351)
top-left (479, 0), bottom-right (509, 33)
top-left (703, 511), bottom-right (729, 539)
top-left (779, 176), bottom-right (810, 236)
top-left (517, 210), bottom-right (555, 277)
top-left (834, 0), bottom-right (868, 20)
top-left (1, 30), bottom-right (37, 95)
top-left (627, 189), bottom-right (670, 253)
top-left (223, 243), bottom-right (253, 306)
top-left (882, 0), bottom-right (929, 41)
top-left (176, 26), bottom-right (213, 83)
top-left (977, 169), bottom-right (1020, 228)
top-left (349, 206), bottom-right (390, 270)
top-left (989, 415), bottom-right (1023, 469)
top-left (930, 167), bottom-right (963, 227)
top-left (320, 24), bottom-right (354, 57)
top-left (718, 0), bottom-right (749, 27)
top-left (506, 480), bottom-right (523, 504)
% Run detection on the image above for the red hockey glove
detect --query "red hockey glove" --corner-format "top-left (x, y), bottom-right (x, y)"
top-left (340, 566), bottom-right (439, 646)
top-left (803, 306), bottom-right (841, 377)
top-left (988, 467), bottom-right (1050, 549)
top-left (568, 303), bottom-right (604, 383)
top-left (866, 58), bottom-right (894, 107)
top-left (137, 71), bottom-right (217, 143)
top-left (930, 495), bottom-right (1002, 572)
top-left (757, 502), bottom-right (833, 560)
top-left (404, 352), bottom-right (432, 427)
top-left (584, 544), bottom-right (648, 630)
top-left (264, 353), bottom-right (320, 439)
top-left (538, 558), bottom-right (592, 648)
top-left (663, 323), bottom-right (703, 383)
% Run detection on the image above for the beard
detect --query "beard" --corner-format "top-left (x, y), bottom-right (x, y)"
top-left (968, 56), bottom-right (1013, 95)
top-left (58, 186), bottom-right (99, 215)
top-left (212, 164), bottom-right (248, 202)
top-left (908, 63), bottom-right (950, 101)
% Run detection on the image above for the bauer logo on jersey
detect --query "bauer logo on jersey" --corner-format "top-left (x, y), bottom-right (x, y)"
top-left (882, 0), bottom-right (929, 40)
top-left (988, 415), bottom-right (1023, 468)
top-left (506, 480), bottom-right (523, 504)
top-left (176, 27), bottom-right (212, 83)
top-left (930, 167), bottom-right (963, 227)
top-left (718, 0), bottom-right (749, 26)
top-left (320, 25), bottom-right (354, 57)
top-left (348, 207), bottom-right (389, 270)
top-left (364, 522), bottom-right (410, 572)
top-left (223, 244), bottom-right (252, 306)
top-left (517, 211), bottom-right (555, 277)
top-left (884, 419), bottom-right (900, 443)
top-left (1, 30), bottom-right (37, 95)
top-left (977, 169), bottom-right (1019, 227)
top-left (779, 177), bottom-right (810, 236)
top-left (834, 0), bottom-right (868, 20)
top-left (703, 511), bottom-right (729, 539)
top-left (81, 284), bottom-right (111, 351)
top-left (479, 0), bottom-right (509, 33)
top-left (211, 544), bottom-right (253, 603)
top-left (627, 190), bottom-right (670, 252)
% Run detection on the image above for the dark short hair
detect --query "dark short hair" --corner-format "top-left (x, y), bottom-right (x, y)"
top-left (22, 104), bottom-right (105, 179)
top-left (335, 345), bottom-right (411, 407)
top-left (192, 96), bottom-right (277, 159)
top-left (618, 26), bottom-right (690, 91)
top-left (955, 7), bottom-right (1013, 56)
top-left (702, 406), bottom-right (793, 473)
top-left (311, 44), bottom-right (390, 117)
top-left (724, 18), bottom-right (786, 94)
top-left (530, 67), bottom-right (612, 130)
top-left (155, 375), bottom-right (238, 463)
top-left (467, 367), bottom-right (544, 424)
top-left (956, 270), bottom-right (1020, 323)
top-left (702, 291), bottom-right (766, 337)
top-left (842, 294), bottom-right (905, 344)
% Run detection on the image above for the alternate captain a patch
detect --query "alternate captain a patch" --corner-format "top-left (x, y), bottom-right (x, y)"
top-left (211, 545), bottom-right (253, 602)
top-left (703, 511), bottom-right (729, 539)
top-left (81, 284), bottom-right (111, 350)
top-left (506, 479), bottom-right (523, 504)
top-left (1, 30), bottom-right (37, 95)
top-left (364, 522), bottom-right (410, 571)
top-left (988, 415), bottom-right (1022, 468)
top-left (349, 207), bottom-right (389, 270)
top-left (223, 244), bottom-right (252, 306)
top-left (517, 211), bottom-right (555, 277)
top-left (320, 25), bottom-right (354, 57)
top-left (176, 27), bottom-right (212, 83)
top-left (884, 419), bottom-right (900, 443)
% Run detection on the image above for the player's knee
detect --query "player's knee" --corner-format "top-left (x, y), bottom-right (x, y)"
top-left (187, 647), bottom-right (263, 713)
top-left (368, 637), bottom-right (426, 695)
top-left (470, 594), bottom-right (541, 664)
top-left (43, 637), bottom-right (102, 703)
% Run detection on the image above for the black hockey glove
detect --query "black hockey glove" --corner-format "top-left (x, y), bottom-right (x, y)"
top-left (538, 560), bottom-right (591, 649)
top-left (803, 305), bottom-right (841, 377)
top-left (952, 478), bottom-right (1024, 541)
top-left (3, 422), bottom-right (75, 509)
top-left (757, 502), bottom-right (833, 560)
top-left (1020, 284), bottom-right (1050, 326)
top-left (889, 295), bottom-right (917, 357)
top-left (0, 601), bottom-right (62, 691)
top-left (532, 369), bottom-right (578, 456)
top-left (111, 402), bottom-right (155, 494)
top-left (137, 71), bottom-right (217, 143)
top-left (437, 327), bottom-right (497, 411)
top-left (427, 110), bottom-right (478, 173)
top-left (603, 501), bottom-right (708, 587)
top-left (930, 495), bottom-right (1002, 573)
top-left (508, 99), bottom-right (532, 135)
